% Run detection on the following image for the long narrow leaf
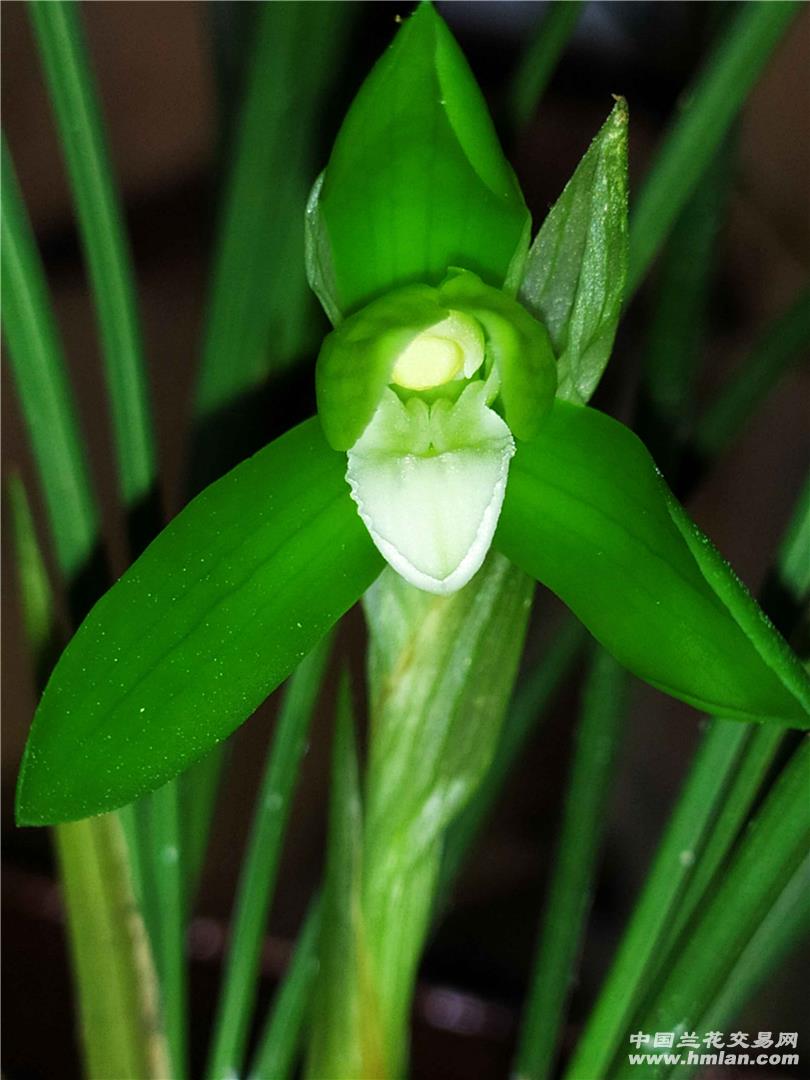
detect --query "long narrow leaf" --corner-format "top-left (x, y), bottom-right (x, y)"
top-left (207, 635), bottom-right (333, 1080)
top-left (56, 816), bottom-right (171, 1080)
top-left (16, 419), bottom-right (382, 824)
top-left (610, 739), bottom-right (810, 1080)
top-left (1, 138), bottom-right (100, 580)
top-left (637, 143), bottom-right (733, 478)
top-left (664, 726), bottom-right (783, 951)
top-left (628, 1), bottom-right (801, 294)
top-left (18, 11), bottom-right (191, 1046)
top-left (692, 286), bottom-right (810, 463)
top-left (146, 780), bottom-right (187, 1079)
top-left (679, 852), bottom-right (810, 1080)
top-left (6, 474), bottom-right (56, 662)
top-left (180, 748), bottom-right (228, 907)
top-left (28, 0), bottom-right (156, 509)
top-left (564, 719), bottom-right (749, 1079)
top-left (249, 897), bottom-right (323, 1080)
top-left (515, 648), bottom-right (629, 1080)
top-left (195, 2), bottom-right (354, 416)
top-left (505, 1), bottom-right (583, 133)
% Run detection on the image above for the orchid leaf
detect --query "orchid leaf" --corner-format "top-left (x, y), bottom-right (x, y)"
top-left (16, 420), bottom-right (383, 825)
top-left (521, 99), bottom-right (629, 405)
top-left (495, 401), bottom-right (810, 725)
top-left (307, 2), bottom-right (530, 321)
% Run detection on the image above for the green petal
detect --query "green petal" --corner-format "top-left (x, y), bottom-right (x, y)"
top-left (316, 282), bottom-right (448, 450)
top-left (308, 2), bottom-right (530, 320)
top-left (439, 269), bottom-right (557, 439)
top-left (495, 401), bottom-right (810, 725)
top-left (16, 420), bottom-right (383, 825)
top-left (520, 99), bottom-right (629, 405)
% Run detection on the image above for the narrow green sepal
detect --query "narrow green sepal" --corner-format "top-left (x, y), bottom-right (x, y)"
top-left (439, 269), bottom-right (557, 439)
top-left (496, 401), bottom-right (810, 726)
top-left (308, 1), bottom-right (531, 319)
top-left (16, 419), bottom-right (383, 825)
top-left (521, 98), bottom-right (629, 405)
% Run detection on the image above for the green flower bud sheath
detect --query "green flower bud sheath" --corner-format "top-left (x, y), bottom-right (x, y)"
top-left (316, 270), bottom-right (556, 594)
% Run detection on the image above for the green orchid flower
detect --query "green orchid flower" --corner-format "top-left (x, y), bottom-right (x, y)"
top-left (16, 2), bottom-right (809, 827)
top-left (316, 267), bottom-right (555, 593)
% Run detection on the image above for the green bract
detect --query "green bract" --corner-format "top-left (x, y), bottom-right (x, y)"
top-left (521, 97), bottom-right (629, 404)
top-left (15, 2), bottom-right (809, 828)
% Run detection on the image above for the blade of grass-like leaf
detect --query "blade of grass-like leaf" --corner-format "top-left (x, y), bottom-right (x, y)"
top-left (194, 2), bottom-right (353, 417)
top-left (692, 286), bottom-right (810, 465)
top-left (438, 616), bottom-right (586, 898)
top-left (610, 738), bottom-right (810, 1080)
top-left (180, 747), bottom-right (228, 908)
top-left (627, 0), bottom-right (801, 297)
top-left (663, 726), bottom-right (783, 951)
top-left (675, 852), bottom-right (810, 1079)
top-left (7, 474), bottom-right (168, 1079)
top-left (24, 10), bottom-right (191, 1046)
top-left (637, 144), bottom-right (733, 479)
top-left (28, 0), bottom-right (156, 516)
top-left (514, 648), bottom-right (629, 1080)
top-left (55, 816), bottom-right (171, 1080)
top-left (147, 780), bottom-right (187, 1080)
top-left (1, 138), bottom-right (100, 581)
top-left (564, 718), bottom-right (749, 1079)
top-left (6, 473), bottom-right (55, 662)
top-left (249, 897), bottom-right (323, 1080)
top-left (3, 135), bottom-right (169, 1046)
top-left (206, 634), bottom-right (333, 1080)
top-left (505, 0), bottom-right (583, 133)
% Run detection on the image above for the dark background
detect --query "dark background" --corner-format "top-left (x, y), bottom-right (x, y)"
top-left (3, 3), bottom-right (809, 1077)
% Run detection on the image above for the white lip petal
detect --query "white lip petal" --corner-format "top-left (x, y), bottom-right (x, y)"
top-left (346, 386), bottom-right (515, 595)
